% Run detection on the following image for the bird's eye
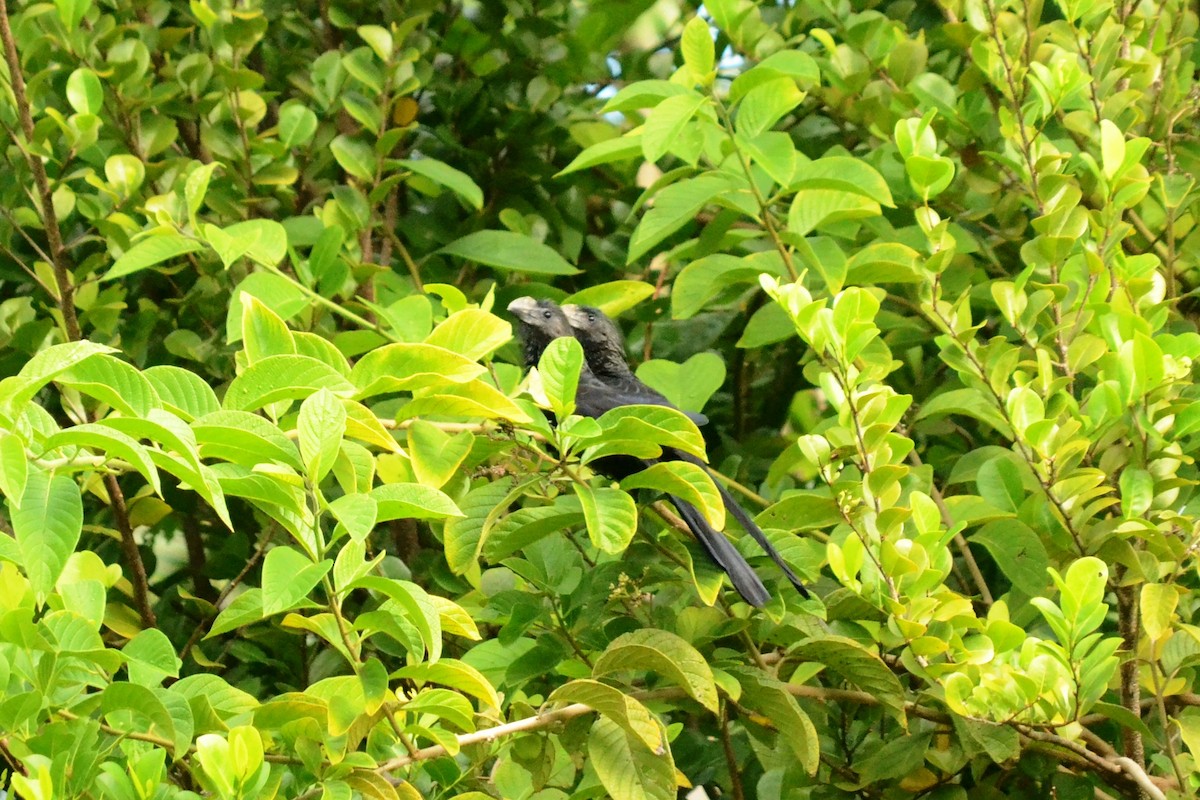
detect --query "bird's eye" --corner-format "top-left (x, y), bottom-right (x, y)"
top-left (542, 310), bottom-right (552, 319)
top-left (587, 312), bottom-right (595, 322)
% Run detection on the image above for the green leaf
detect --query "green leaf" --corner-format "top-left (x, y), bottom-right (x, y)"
top-left (577, 485), bottom-right (638, 554)
top-left (444, 479), bottom-right (521, 575)
top-left (790, 636), bottom-right (907, 721)
top-left (916, 388), bottom-right (1012, 436)
top-left (681, 16), bottom-right (715, 81)
top-left (407, 420), bottom-right (473, 489)
top-left (240, 294), bottom-right (296, 363)
top-left (193, 410), bottom-right (302, 469)
top-left (755, 491), bottom-right (841, 531)
top-left (185, 162), bottom-right (221, 225)
top-left (224, 355), bottom-right (356, 411)
top-left (970, 520), bottom-right (1050, 596)
top-left (538, 336), bottom-right (584, 418)
top-left (738, 130), bottom-right (798, 188)
top-left (857, 732), bottom-right (933, 784)
top-left (227, 272), bottom-right (309, 343)
top-left (791, 157), bottom-right (895, 206)
top-left (327, 493), bottom-right (378, 543)
top-left (556, 135), bottom-right (644, 176)
top-left (642, 92), bottom-right (707, 163)
top-left (0, 433), bottom-right (28, 506)
top-left (212, 219), bottom-right (288, 268)
top-left (733, 668), bottom-right (819, 775)
top-left (1140, 582), bottom-right (1177, 641)
top-left (56, 354), bottom-right (159, 417)
top-left (55, 0), bottom-right (92, 31)
top-left (277, 101), bottom-right (319, 147)
top-left (351, 343), bottom-right (486, 396)
top-left (593, 628), bottom-right (719, 713)
top-left (424, 308), bottom-right (511, 362)
top-left (627, 174), bottom-right (730, 264)
top-left (589, 405), bottom-right (708, 462)
top-left (351, 576), bottom-right (442, 662)
top-left (297, 388), bottom-right (346, 483)
top-left (1119, 467), bottom-right (1153, 519)
top-left (66, 68), bottom-right (103, 114)
top-left (0, 341), bottom-right (116, 416)
top-left (787, 188), bottom-right (881, 236)
top-left (736, 76), bottom-right (804, 137)
top-left (588, 717), bottom-right (675, 800)
top-left (43, 424), bottom-right (162, 495)
top-left (124, 629), bottom-right (182, 687)
top-left (482, 495), bottom-right (584, 561)
top-left (10, 468), bottom-right (83, 601)
top-left (331, 135), bottom-right (376, 180)
top-left (621, 461), bottom-right (724, 529)
top-left (101, 683), bottom-right (179, 756)
top-left (550, 679), bottom-right (663, 751)
top-left (262, 547), bottom-right (332, 615)
top-left (393, 659), bottom-right (501, 711)
top-left (844, 242), bottom-right (922, 284)
top-left (440, 230), bottom-right (579, 276)
top-left (399, 158), bottom-right (483, 210)
top-left (564, 281), bottom-right (656, 316)
top-left (207, 589), bottom-right (266, 637)
top-left (371, 482), bottom-right (463, 520)
top-left (635, 353), bottom-right (725, 413)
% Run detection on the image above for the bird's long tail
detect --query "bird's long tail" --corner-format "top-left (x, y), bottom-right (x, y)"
top-left (714, 478), bottom-right (810, 598)
top-left (667, 495), bottom-right (771, 607)
top-left (669, 448), bottom-right (810, 599)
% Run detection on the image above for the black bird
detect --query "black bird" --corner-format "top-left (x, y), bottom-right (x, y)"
top-left (507, 296), bottom-right (773, 606)
top-left (561, 303), bottom-right (809, 599)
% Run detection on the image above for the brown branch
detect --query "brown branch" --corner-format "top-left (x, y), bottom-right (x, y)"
top-left (0, 0), bottom-right (81, 340)
top-left (105, 474), bottom-right (156, 628)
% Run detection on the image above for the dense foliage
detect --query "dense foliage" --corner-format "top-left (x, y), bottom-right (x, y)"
top-left (1, 0), bottom-right (1199, 798)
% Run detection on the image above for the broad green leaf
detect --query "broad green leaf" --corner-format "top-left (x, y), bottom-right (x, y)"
top-left (215, 219), bottom-right (288, 268)
top-left (970, 520), bottom-right (1050, 595)
top-left (298, 389), bottom-right (346, 482)
top-left (592, 629), bottom-right (719, 713)
top-left (642, 92), bottom-right (707, 162)
top-left (564, 281), bottom-right (656, 316)
top-left (844, 242), bottom-right (922, 284)
top-left (55, 0), bottom-right (91, 31)
top-left (444, 479), bottom-right (521, 575)
top-left (351, 343), bottom-right (486, 396)
top-left (440, 230), bottom-right (579, 276)
top-left (671, 254), bottom-right (765, 319)
top-left (393, 659), bottom-right (501, 711)
top-left (0, 341), bottom-right (116, 416)
top-left (627, 174), bottom-right (731, 264)
top-left (424, 308), bottom-right (511, 361)
top-left (635, 353), bottom-right (725, 413)
top-left (755, 491), bottom-right (841, 531)
top-left (331, 134), bottom-right (376, 180)
top-left (577, 484), bottom-right (638, 554)
top-left (791, 157), bottom-right (894, 206)
top-left (1100, 119), bottom-right (1125, 181)
top-left (738, 130), bottom-right (798, 188)
top-left (556, 135), bottom-right (644, 176)
top-left (101, 683), bottom-right (179, 755)
top-left (589, 405), bottom-right (708, 461)
top-left (66, 68), bottom-right (103, 114)
top-left (681, 16), bottom-right (715, 81)
top-left (1140, 583), bottom-right (1177, 642)
top-left (621, 461), bottom-right (725, 529)
top-left (790, 636), bottom-right (907, 721)
top-left (328, 493), bottom-right (378, 543)
top-left (538, 336), bottom-right (584, 418)
top-left (241, 294), bottom-right (296, 363)
top-left (482, 496), bottom-right (584, 561)
top-left (916, 388), bottom-right (1012, 436)
top-left (733, 668), bottom-right (819, 775)
top-left (371, 482), bottom-right (463, 520)
top-left (857, 732), bottom-right (933, 785)
top-left (396, 380), bottom-right (531, 424)
top-left (277, 101), bottom-right (319, 148)
top-left (262, 547), bottom-right (332, 615)
top-left (207, 589), bottom-right (266, 637)
top-left (123, 628), bottom-right (181, 686)
top-left (399, 158), bottom-right (483, 210)
top-left (735, 76), bottom-right (804, 137)
top-left (0, 433), bottom-right (29, 506)
top-left (589, 717), bottom-right (675, 800)
top-left (105, 154), bottom-right (145, 196)
top-left (11, 468), bottom-right (83, 601)
top-left (43, 424), bottom-right (162, 495)
top-left (550, 679), bottom-right (662, 751)
top-left (185, 161), bottom-right (221, 224)
top-left (729, 51), bottom-right (820, 100)
top-left (227, 272), bottom-right (309, 343)
top-left (788, 188), bottom-right (881, 236)
top-left (402, 687), bottom-right (476, 731)
top-left (351, 576), bottom-right (442, 662)
top-left (601, 80), bottom-right (688, 112)
top-left (193, 410), bottom-right (303, 469)
top-left (407, 420), bottom-right (473, 488)
top-left (224, 355), bottom-right (356, 411)
top-left (57, 354), bottom-right (160, 417)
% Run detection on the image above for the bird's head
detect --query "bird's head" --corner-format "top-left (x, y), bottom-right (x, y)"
top-left (561, 304), bottom-right (624, 349)
top-left (507, 296), bottom-right (574, 365)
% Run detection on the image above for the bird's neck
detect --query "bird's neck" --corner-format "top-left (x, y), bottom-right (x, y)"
top-left (587, 344), bottom-right (634, 381)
